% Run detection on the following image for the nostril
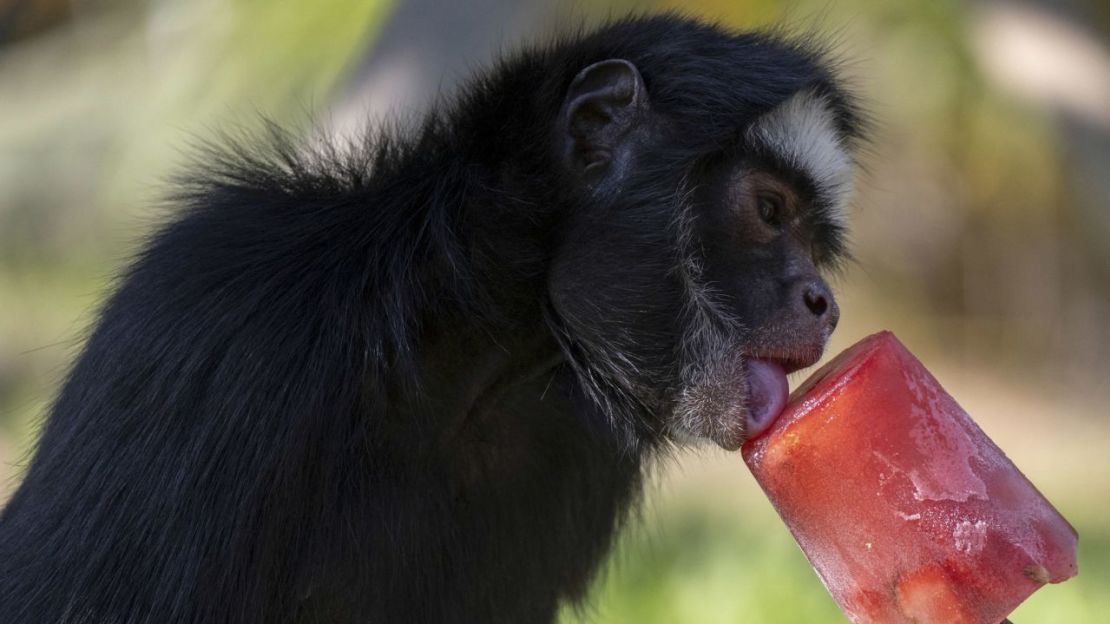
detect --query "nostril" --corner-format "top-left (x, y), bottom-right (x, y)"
top-left (804, 287), bottom-right (828, 317)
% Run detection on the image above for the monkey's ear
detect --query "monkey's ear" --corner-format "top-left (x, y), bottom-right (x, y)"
top-left (560, 59), bottom-right (649, 186)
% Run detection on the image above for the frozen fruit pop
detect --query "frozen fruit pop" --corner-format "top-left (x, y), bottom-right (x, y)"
top-left (741, 331), bottom-right (1078, 624)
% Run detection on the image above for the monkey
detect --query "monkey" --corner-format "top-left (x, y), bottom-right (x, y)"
top-left (0, 14), bottom-right (863, 624)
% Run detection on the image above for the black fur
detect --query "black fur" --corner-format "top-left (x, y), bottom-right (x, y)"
top-left (0, 15), bottom-right (861, 623)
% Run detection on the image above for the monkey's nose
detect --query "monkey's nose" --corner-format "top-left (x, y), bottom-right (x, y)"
top-left (801, 280), bottom-right (839, 331)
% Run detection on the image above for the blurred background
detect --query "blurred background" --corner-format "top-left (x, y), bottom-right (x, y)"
top-left (0, 0), bottom-right (1107, 621)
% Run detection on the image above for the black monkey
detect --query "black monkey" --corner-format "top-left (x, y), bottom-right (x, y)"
top-left (0, 14), bottom-right (863, 623)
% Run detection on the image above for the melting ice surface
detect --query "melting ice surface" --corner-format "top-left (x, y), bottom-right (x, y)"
top-left (901, 363), bottom-right (988, 503)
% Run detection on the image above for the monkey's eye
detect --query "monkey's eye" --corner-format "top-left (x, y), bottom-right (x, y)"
top-left (756, 193), bottom-right (784, 228)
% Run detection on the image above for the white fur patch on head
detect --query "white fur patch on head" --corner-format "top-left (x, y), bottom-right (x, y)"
top-left (746, 90), bottom-right (854, 226)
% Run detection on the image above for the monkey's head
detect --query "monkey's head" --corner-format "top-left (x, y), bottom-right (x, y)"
top-left (543, 19), bottom-right (864, 451)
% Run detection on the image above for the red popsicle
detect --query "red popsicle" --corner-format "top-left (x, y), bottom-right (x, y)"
top-left (742, 332), bottom-right (1077, 624)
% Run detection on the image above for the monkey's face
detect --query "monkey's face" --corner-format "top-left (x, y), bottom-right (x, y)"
top-left (548, 59), bottom-right (857, 450)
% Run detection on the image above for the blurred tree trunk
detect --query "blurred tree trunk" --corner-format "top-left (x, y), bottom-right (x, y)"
top-left (330, 0), bottom-right (559, 133)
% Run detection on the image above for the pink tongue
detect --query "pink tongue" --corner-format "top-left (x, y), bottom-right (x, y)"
top-left (744, 359), bottom-right (789, 440)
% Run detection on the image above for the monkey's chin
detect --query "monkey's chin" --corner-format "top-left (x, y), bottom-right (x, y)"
top-left (705, 359), bottom-right (788, 451)
top-left (674, 357), bottom-right (789, 451)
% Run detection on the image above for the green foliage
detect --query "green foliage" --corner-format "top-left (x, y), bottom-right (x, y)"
top-left (0, 0), bottom-right (395, 433)
top-left (561, 490), bottom-right (1110, 623)
top-left (561, 507), bottom-right (844, 623)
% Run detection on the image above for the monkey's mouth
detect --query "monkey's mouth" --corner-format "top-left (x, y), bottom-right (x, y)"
top-left (742, 358), bottom-right (789, 442)
top-left (672, 344), bottom-right (824, 450)
top-left (676, 354), bottom-right (793, 451)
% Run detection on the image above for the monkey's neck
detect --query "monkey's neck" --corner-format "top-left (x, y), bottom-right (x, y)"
top-left (407, 318), bottom-right (566, 445)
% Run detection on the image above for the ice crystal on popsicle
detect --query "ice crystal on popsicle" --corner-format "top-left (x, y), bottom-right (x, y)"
top-left (742, 331), bottom-right (1077, 624)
